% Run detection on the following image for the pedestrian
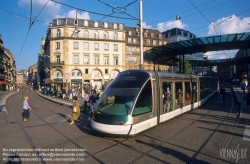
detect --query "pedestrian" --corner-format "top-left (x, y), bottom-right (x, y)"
top-left (70, 96), bottom-right (81, 124)
top-left (22, 96), bottom-right (32, 122)
top-left (246, 89), bottom-right (250, 106)
top-left (62, 88), bottom-right (66, 99)
top-left (89, 100), bottom-right (96, 118)
top-left (82, 93), bottom-right (89, 113)
top-left (241, 82), bottom-right (246, 94)
top-left (217, 88), bottom-right (222, 103)
top-left (221, 88), bottom-right (227, 104)
top-left (68, 87), bottom-right (73, 100)
top-left (177, 93), bottom-right (183, 109)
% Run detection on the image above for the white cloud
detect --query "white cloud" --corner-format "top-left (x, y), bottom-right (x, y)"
top-left (142, 22), bottom-right (155, 29)
top-left (157, 20), bottom-right (187, 32)
top-left (56, 10), bottom-right (90, 19)
top-left (206, 50), bottom-right (239, 60)
top-left (207, 15), bottom-right (250, 35)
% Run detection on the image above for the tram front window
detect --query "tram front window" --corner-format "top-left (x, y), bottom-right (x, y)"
top-left (93, 71), bottom-right (150, 124)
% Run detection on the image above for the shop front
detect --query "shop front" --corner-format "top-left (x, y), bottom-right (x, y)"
top-left (71, 69), bottom-right (82, 93)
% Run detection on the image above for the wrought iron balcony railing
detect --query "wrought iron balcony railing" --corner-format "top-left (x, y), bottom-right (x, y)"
top-left (50, 61), bottom-right (64, 67)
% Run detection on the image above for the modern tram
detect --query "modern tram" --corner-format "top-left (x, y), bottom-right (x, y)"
top-left (90, 70), bottom-right (218, 136)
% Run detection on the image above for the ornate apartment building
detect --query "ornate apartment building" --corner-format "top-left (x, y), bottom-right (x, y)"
top-left (43, 18), bottom-right (126, 91)
top-left (125, 26), bottom-right (169, 71)
top-left (0, 34), bottom-right (16, 91)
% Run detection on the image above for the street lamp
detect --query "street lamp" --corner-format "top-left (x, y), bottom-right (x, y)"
top-left (139, 0), bottom-right (143, 70)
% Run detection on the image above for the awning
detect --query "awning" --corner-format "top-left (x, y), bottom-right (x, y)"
top-left (0, 81), bottom-right (8, 85)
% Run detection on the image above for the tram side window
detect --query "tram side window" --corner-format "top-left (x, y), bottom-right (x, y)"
top-left (192, 82), bottom-right (197, 103)
top-left (175, 82), bottom-right (183, 109)
top-left (162, 82), bottom-right (173, 113)
top-left (184, 82), bottom-right (191, 106)
top-left (133, 81), bottom-right (152, 116)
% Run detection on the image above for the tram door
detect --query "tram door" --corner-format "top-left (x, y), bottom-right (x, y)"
top-left (161, 81), bottom-right (174, 115)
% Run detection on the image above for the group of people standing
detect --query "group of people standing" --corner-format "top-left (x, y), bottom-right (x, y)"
top-left (241, 82), bottom-right (250, 106)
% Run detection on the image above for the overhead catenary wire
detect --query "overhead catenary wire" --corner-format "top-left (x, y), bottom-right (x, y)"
top-left (50, 0), bottom-right (138, 20)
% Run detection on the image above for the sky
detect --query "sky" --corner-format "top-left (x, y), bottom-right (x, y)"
top-left (0, 0), bottom-right (250, 71)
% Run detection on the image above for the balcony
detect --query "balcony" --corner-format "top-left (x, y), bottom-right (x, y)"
top-left (50, 61), bottom-right (64, 68)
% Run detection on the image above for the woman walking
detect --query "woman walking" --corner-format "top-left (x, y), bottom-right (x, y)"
top-left (70, 96), bottom-right (81, 124)
top-left (22, 96), bottom-right (32, 122)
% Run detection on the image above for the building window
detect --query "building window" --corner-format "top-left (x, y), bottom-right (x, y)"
top-left (153, 40), bottom-right (156, 45)
top-left (84, 42), bottom-right (89, 50)
top-left (128, 31), bottom-right (132, 35)
top-left (119, 24), bottom-right (123, 29)
top-left (159, 41), bottom-right (162, 45)
top-left (56, 42), bottom-right (60, 49)
top-left (57, 29), bottom-right (61, 37)
top-left (144, 33), bottom-right (147, 37)
top-left (133, 48), bottom-right (137, 52)
top-left (105, 69), bottom-right (108, 74)
top-left (73, 55), bottom-right (78, 64)
top-left (104, 22), bottom-right (108, 28)
top-left (133, 39), bottom-right (137, 43)
top-left (114, 33), bottom-right (118, 40)
top-left (104, 43), bottom-right (109, 51)
top-left (181, 31), bottom-right (183, 35)
top-left (104, 57), bottom-right (109, 65)
top-left (84, 56), bottom-right (89, 64)
top-left (56, 56), bottom-right (60, 63)
top-left (168, 32), bottom-right (171, 37)
top-left (94, 56), bottom-right (99, 64)
top-left (114, 23), bottom-right (117, 29)
top-left (128, 38), bottom-right (131, 43)
top-left (85, 69), bottom-right (88, 74)
top-left (159, 34), bottom-right (162, 39)
top-left (146, 39), bottom-right (150, 44)
top-left (57, 19), bottom-right (61, 25)
top-left (133, 57), bottom-right (137, 63)
top-left (128, 57), bottom-right (132, 63)
top-left (74, 42), bottom-right (79, 49)
top-left (114, 57), bottom-right (118, 65)
top-left (94, 43), bottom-right (99, 50)
top-left (104, 32), bottom-right (109, 39)
top-left (94, 21), bottom-right (98, 27)
top-left (151, 33), bottom-right (154, 37)
top-left (74, 19), bottom-right (78, 25)
top-left (114, 44), bottom-right (118, 51)
top-left (128, 47), bottom-right (132, 52)
top-left (84, 30), bottom-right (89, 38)
top-left (73, 30), bottom-right (78, 37)
top-left (84, 20), bottom-right (88, 26)
top-left (187, 33), bottom-right (190, 37)
top-left (94, 32), bottom-right (99, 39)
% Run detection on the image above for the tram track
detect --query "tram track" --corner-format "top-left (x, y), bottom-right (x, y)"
top-left (115, 88), bottom-right (237, 163)
top-left (6, 90), bottom-right (105, 164)
top-left (5, 87), bottom-right (238, 163)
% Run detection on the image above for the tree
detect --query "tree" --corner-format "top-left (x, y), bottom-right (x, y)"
top-left (176, 58), bottom-right (191, 74)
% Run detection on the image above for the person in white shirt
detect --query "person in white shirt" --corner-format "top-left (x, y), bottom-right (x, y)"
top-left (89, 100), bottom-right (96, 118)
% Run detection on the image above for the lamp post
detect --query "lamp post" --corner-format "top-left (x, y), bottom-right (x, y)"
top-left (139, 0), bottom-right (143, 70)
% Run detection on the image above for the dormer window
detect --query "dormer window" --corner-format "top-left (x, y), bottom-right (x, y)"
top-left (94, 21), bottom-right (98, 27)
top-left (144, 33), bottom-right (147, 37)
top-left (114, 23), bottom-right (117, 29)
top-left (104, 22), bottom-right (108, 28)
top-left (74, 19), bottom-right (78, 25)
top-left (128, 31), bottom-right (132, 35)
top-left (168, 32), bottom-right (171, 37)
top-left (187, 33), bottom-right (190, 37)
top-left (159, 34), bottom-right (162, 39)
top-left (84, 20), bottom-right (88, 26)
top-left (151, 33), bottom-right (154, 37)
top-left (57, 19), bottom-right (62, 25)
top-left (181, 31), bottom-right (183, 35)
top-left (119, 24), bottom-right (123, 29)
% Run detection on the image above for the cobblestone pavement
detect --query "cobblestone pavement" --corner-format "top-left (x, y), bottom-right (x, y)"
top-left (0, 86), bottom-right (249, 164)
